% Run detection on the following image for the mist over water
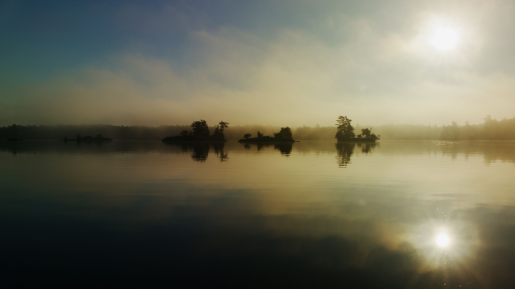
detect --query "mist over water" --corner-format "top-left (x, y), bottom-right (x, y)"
top-left (1, 140), bottom-right (515, 288)
top-left (4, 1), bottom-right (515, 287)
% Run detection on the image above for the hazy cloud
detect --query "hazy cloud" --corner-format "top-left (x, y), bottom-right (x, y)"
top-left (2, 0), bottom-right (515, 126)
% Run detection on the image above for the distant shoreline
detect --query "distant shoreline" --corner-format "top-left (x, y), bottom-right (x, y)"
top-left (2, 115), bottom-right (515, 141)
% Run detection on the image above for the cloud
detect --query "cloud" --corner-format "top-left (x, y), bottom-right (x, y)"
top-left (3, 3), bottom-right (515, 126)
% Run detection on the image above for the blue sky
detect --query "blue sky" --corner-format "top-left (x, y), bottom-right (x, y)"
top-left (1, 0), bottom-right (515, 126)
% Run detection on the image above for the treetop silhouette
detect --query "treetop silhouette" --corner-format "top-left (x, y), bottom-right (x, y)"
top-left (335, 116), bottom-right (379, 142)
top-left (239, 127), bottom-right (295, 143)
top-left (162, 120), bottom-right (229, 142)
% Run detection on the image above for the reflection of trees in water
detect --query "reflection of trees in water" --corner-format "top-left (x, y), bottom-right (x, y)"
top-left (178, 143), bottom-right (191, 153)
top-left (212, 142), bottom-right (228, 162)
top-left (335, 143), bottom-right (355, 167)
top-left (240, 143), bottom-right (293, 155)
top-left (356, 142), bottom-right (378, 154)
top-left (190, 143), bottom-right (210, 162)
top-left (1, 140), bottom-right (110, 155)
top-left (274, 143), bottom-right (292, 155)
top-left (164, 142), bottom-right (227, 162)
top-left (335, 142), bottom-right (378, 167)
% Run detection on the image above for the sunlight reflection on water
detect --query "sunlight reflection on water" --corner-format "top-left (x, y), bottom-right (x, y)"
top-left (1, 140), bottom-right (515, 287)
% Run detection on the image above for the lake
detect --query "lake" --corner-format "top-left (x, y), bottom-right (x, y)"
top-left (1, 140), bottom-right (515, 288)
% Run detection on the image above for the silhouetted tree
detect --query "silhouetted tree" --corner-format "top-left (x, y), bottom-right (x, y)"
top-left (257, 131), bottom-right (263, 138)
top-left (361, 128), bottom-right (371, 138)
top-left (335, 116), bottom-right (355, 141)
top-left (280, 127), bottom-right (293, 140)
top-left (274, 127), bottom-right (293, 140)
top-left (218, 121), bottom-right (229, 132)
top-left (180, 130), bottom-right (189, 137)
top-left (244, 133), bottom-right (251, 139)
top-left (212, 121), bottom-right (229, 141)
top-left (359, 128), bottom-right (380, 140)
top-left (191, 120), bottom-right (210, 140)
top-left (213, 126), bottom-right (221, 140)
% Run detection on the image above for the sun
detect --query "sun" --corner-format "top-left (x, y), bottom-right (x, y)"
top-left (436, 233), bottom-right (450, 247)
top-left (430, 26), bottom-right (459, 51)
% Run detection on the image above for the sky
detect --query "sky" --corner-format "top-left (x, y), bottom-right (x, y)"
top-left (1, 0), bottom-right (515, 127)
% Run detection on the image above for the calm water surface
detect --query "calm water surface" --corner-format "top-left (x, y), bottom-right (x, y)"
top-left (1, 140), bottom-right (515, 288)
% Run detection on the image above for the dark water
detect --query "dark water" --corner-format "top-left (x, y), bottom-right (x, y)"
top-left (1, 140), bottom-right (515, 288)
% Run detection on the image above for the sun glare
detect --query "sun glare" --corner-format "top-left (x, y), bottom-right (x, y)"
top-left (436, 233), bottom-right (450, 247)
top-left (430, 26), bottom-right (459, 51)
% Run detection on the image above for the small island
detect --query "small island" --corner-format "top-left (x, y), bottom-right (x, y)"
top-left (335, 116), bottom-right (380, 142)
top-left (162, 120), bottom-right (229, 142)
top-left (238, 127), bottom-right (296, 143)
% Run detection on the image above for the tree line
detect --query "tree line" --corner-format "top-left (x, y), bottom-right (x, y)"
top-left (2, 115), bottom-right (515, 140)
top-left (163, 120), bottom-right (229, 141)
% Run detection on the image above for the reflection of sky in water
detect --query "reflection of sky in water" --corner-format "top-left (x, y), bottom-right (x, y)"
top-left (1, 140), bottom-right (515, 287)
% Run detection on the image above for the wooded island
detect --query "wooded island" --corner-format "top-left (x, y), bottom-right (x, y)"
top-left (335, 116), bottom-right (380, 142)
top-left (238, 127), bottom-right (295, 143)
top-left (162, 120), bottom-right (229, 142)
